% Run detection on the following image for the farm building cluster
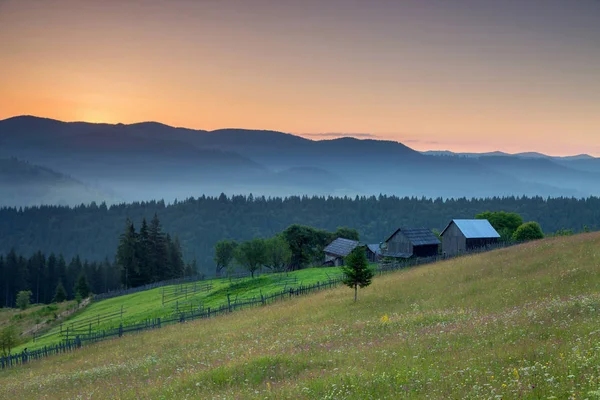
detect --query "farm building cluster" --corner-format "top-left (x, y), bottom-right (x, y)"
top-left (323, 219), bottom-right (501, 266)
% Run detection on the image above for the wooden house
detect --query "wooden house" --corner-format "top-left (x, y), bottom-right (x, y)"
top-left (440, 219), bottom-right (500, 256)
top-left (323, 237), bottom-right (359, 266)
top-left (383, 228), bottom-right (440, 258)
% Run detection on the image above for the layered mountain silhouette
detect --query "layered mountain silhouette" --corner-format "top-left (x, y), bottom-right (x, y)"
top-left (0, 158), bottom-right (112, 207)
top-left (1, 115), bottom-right (598, 207)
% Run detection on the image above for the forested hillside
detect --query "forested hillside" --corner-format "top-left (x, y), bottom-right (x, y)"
top-left (1, 195), bottom-right (598, 275)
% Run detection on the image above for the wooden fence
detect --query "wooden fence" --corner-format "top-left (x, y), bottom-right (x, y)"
top-left (161, 282), bottom-right (213, 306)
top-left (1, 278), bottom-right (342, 370)
top-left (93, 274), bottom-right (206, 302)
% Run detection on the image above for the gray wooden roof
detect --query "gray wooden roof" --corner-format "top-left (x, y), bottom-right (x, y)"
top-left (324, 237), bottom-right (360, 257)
top-left (386, 228), bottom-right (441, 246)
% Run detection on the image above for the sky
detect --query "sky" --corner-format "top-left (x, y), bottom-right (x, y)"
top-left (1, 0), bottom-right (599, 156)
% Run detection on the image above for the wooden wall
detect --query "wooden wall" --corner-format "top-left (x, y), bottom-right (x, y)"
top-left (441, 222), bottom-right (467, 256)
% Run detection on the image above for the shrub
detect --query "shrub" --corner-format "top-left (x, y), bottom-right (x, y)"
top-left (513, 222), bottom-right (544, 241)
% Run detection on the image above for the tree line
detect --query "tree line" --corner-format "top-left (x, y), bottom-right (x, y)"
top-left (1, 214), bottom-right (192, 308)
top-left (0, 249), bottom-right (121, 309)
top-left (116, 214), bottom-right (195, 288)
top-left (214, 225), bottom-right (359, 277)
top-left (1, 194), bottom-right (598, 276)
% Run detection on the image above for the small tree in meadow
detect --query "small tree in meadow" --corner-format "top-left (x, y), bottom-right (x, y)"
top-left (0, 325), bottom-right (18, 356)
top-left (53, 281), bottom-right (67, 303)
top-left (74, 271), bottom-right (91, 299)
top-left (341, 247), bottom-right (374, 302)
top-left (16, 290), bottom-right (32, 310)
top-left (235, 238), bottom-right (267, 278)
top-left (264, 236), bottom-right (292, 272)
top-left (214, 240), bottom-right (237, 277)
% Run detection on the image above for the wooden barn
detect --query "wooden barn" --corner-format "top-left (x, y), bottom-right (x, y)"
top-left (323, 237), bottom-right (359, 266)
top-left (383, 227), bottom-right (441, 258)
top-left (440, 219), bottom-right (500, 256)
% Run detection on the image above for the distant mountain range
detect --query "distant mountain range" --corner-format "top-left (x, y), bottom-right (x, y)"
top-left (422, 150), bottom-right (595, 161)
top-left (1, 115), bottom-right (599, 207)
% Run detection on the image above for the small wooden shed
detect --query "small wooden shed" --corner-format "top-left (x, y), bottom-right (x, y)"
top-left (383, 227), bottom-right (440, 258)
top-left (323, 237), bottom-right (360, 266)
top-left (440, 219), bottom-right (500, 256)
top-left (366, 244), bottom-right (383, 263)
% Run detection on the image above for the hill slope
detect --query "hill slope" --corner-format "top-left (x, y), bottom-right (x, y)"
top-left (2, 233), bottom-right (600, 399)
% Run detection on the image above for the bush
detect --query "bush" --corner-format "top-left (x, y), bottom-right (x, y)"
top-left (513, 222), bottom-right (544, 241)
top-left (16, 290), bottom-right (32, 310)
top-left (0, 325), bottom-right (18, 356)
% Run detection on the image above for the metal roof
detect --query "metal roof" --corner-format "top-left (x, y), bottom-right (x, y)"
top-left (323, 238), bottom-right (360, 257)
top-left (386, 228), bottom-right (440, 246)
top-left (440, 219), bottom-right (501, 239)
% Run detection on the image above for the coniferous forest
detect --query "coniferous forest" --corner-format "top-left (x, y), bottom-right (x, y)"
top-left (1, 194), bottom-right (599, 288)
top-left (0, 214), bottom-right (191, 308)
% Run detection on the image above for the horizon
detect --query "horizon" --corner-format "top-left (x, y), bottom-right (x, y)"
top-left (1, 0), bottom-right (600, 156)
top-left (2, 114), bottom-right (596, 159)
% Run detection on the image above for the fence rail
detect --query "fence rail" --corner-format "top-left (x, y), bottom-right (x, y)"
top-left (93, 275), bottom-right (206, 302)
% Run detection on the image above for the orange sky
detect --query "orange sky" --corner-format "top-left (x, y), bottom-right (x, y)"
top-left (1, 0), bottom-right (599, 156)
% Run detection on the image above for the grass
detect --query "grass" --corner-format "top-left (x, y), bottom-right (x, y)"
top-left (12, 267), bottom-right (343, 351)
top-left (2, 233), bottom-right (600, 399)
top-left (0, 301), bottom-right (77, 347)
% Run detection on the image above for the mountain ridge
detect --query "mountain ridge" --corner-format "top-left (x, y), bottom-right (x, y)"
top-left (1, 115), bottom-right (599, 204)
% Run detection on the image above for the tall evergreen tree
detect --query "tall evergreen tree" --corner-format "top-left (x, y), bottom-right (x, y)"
top-left (45, 253), bottom-right (57, 304)
top-left (74, 271), bottom-right (91, 298)
top-left (166, 235), bottom-right (185, 279)
top-left (148, 213), bottom-right (168, 282)
top-left (136, 218), bottom-right (152, 285)
top-left (28, 251), bottom-right (46, 304)
top-left (117, 219), bottom-right (138, 289)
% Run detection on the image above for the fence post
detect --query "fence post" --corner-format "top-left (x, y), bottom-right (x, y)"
top-left (118, 323), bottom-right (123, 337)
top-left (227, 294), bottom-right (232, 312)
top-left (157, 317), bottom-right (161, 328)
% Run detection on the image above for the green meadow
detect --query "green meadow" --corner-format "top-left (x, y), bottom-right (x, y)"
top-left (2, 233), bottom-right (600, 399)
top-left (13, 267), bottom-right (343, 351)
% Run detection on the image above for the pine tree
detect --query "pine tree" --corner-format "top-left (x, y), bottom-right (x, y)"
top-left (74, 271), bottom-right (91, 298)
top-left (137, 218), bottom-right (151, 285)
top-left (166, 235), bottom-right (185, 279)
top-left (53, 281), bottom-right (67, 303)
top-left (148, 213), bottom-right (167, 282)
top-left (117, 219), bottom-right (138, 288)
top-left (341, 247), bottom-right (375, 302)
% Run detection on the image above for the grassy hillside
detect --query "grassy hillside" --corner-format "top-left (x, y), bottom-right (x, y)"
top-left (13, 267), bottom-right (343, 351)
top-left (2, 233), bottom-right (600, 399)
top-left (0, 301), bottom-right (77, 347)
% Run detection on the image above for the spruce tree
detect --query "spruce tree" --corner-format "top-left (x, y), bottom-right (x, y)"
top-left (148, 213), bottom-right (167, 282)
top-left (53, 281), bottom-right (67, 303)
top-left (137, 218), bottom-right (151, 285)
top-left (117, 219), bottom-right (138, 288)
top-left (341, 247), bottom-right (375, 302)
top-left (74, 271), bottom-right (91, 299)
